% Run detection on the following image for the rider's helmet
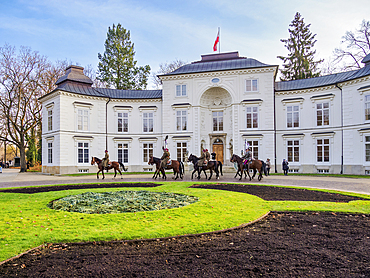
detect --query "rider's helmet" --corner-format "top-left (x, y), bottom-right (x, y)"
top-left (105, 150), bottom-right (108, 153)
top-left (205, 149), bottom-right (208, 152)
top-left (165, 148), bottom-right (168, 151)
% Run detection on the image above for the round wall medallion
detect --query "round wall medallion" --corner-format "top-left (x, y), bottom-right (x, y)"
top-left (211, 78), bottom-right (220, 83)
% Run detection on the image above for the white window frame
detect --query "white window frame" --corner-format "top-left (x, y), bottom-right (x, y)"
top-left (246, 106), bottom-right (259, 129)
top-left (117, 143), bottom-right (129, 163)
top-left (77, 141), bottom-right (90, 164)
top-left (286, 105), bottom-right (300, 128)
top-left (245, 79), bottom-right (258, 92)
top-left (176, 142), bottom-right (187, 162)
top-left (242, 136), bottom-right (263, 159)
top-left (176, 110), bottom-right (187, 131)
top-left (142, 142), bottom-right (154, 163)
top-left (118, 112), bottom-right (129, 133)
top-left (45, 102), bottom-right (54, 132)
top-left (365, 95), bottom-right (370, 122)
top-left (142, 112), bottom-right (154, 133)
top-left (73, 102), bottom-right (93, 132)
top-left (316, 101), bottom-right (330, 127)
top-left (47, 142), bottom-right (53, 164)
top-left (316, 138), bottom-right (330, 163)
top-left (310, 94), bottom-right (334, 128)
top-left (283, 134), bottom-right (304, 167)
top-left (287, 139), bottom-right (300, 163)
top-left (176, 84), bottom-right (187, 97)
top-left (47, 110), bottom-right (53, 131)
top-left (212, 111), bottom-right (224, 132)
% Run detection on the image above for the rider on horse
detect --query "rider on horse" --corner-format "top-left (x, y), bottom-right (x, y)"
top-left (102, 150), bottom-right (110, 172)
top-left (242, 147), bottom-right (253, 166)
top-left (160, 147), bottom-right (170, 169)
top-left (198, 148), bottom-right (210, 167)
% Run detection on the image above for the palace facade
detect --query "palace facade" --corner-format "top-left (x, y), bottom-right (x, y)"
top-left (39, 51), bottom-right (370, 175)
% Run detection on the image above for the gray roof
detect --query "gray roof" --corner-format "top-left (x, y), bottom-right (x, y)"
top-left (41, 83), bottom-right (162, 101)
top-left (275, 65), bottom-right (370, 91)
top-left (162, 57), bottom-right (275, 76)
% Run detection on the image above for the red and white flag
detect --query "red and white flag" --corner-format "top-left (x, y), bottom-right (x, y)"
top-left (213, 29), bottom-right (220, 51)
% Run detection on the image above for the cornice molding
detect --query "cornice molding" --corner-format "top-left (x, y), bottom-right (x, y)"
top-left (160, 67), bottom-right (276, 81)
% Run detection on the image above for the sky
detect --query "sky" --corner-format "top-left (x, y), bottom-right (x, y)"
top-left (0, 0), bottom-right (369, 88)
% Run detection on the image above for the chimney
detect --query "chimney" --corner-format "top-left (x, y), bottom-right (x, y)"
top-left (362, 53), bottom-right (370, 67)
top-left (55, 65), bottom-right (93, 87)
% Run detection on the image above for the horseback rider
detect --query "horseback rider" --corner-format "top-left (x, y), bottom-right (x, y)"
top-left (160, 147), bottom-right (170, 169)
top-left (242, 147), bottom-right (252, 166)
top-left (102, 150), bottom-right (110, 172)
top-left (198, 148), bottom-right (210, 167)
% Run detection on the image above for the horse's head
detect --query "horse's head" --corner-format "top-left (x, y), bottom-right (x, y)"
top-left (148, 156), bottom-right (154, 165)
top-left (91, 157), bottom-right (95, 165)
top-left (230, 154), bottom-right (237, 163)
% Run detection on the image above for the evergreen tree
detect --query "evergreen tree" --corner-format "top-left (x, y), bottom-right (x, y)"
top-left (277, 12), bottom-right (323, 81)
top-left (97, 24), bottom-right (151, 90)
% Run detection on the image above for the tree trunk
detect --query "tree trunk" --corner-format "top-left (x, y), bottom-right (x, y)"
top-left (19, 145), bottom-right (27, 173)
top-left (3, 141), bottom-right (6, 165)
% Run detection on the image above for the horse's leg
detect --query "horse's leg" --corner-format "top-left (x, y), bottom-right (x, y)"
top-left (208, 169), bottom-right (213, 180)
top-left (203, 169), bottom-right (207, 179)
top-left (97, 168), bottom-right (100, 179)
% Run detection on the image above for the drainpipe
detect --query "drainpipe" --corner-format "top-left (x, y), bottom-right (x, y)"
top-left (335, 84), bottom-right (343, 174)
top-left (105, 98), bottom-right (111, 151)
top-left (273, 88), bottom-right (277, 173)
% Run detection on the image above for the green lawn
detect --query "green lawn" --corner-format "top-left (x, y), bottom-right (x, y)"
top-left (1, 181), bottom-right (370, 262)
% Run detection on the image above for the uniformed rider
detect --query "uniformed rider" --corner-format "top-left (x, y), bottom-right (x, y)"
top-left (242, 147), bottom-right (252, 166)
top-left (160, 148), bottom-right (170, 169)
top-left (198, 149), bottom-right (210, 167)
top-left (102, 150), bottom-right (110, 172)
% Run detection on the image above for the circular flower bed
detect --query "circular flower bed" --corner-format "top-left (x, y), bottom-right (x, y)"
top-left (47, 190), bottom-right (199, 214)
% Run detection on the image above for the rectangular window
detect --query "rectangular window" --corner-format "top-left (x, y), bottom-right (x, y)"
top-left (77, 142), bottom-right (89, 164)
top-left (47, 142), bottom-right (52, 164)
top-left (245, 79), bottom-right (258, 92)
top-left (118, 143), bottom-right (129, 163)
top-left (247, 140), bottom-right (259, 159)
top-left (287, 140), bottom-right (299, 162)
top-left (177, 142), bottom-right (187, 162)
top-left (47, 110), bottom-right (53, 131)
top-left (77, 109), bottom-right (89, 131)
top-left (365, 95), bottom-right (370, 121)
top-left (287, 105), bottom-right (299, 128)
top-left (176, 85), bottom-right (187, 97)
top-left (317, 138), bottom-right (329, 162)
top-left (143, 143), bottom-right (153, 162)
top-left (176, 110), bottom-right (187, 131)
top-left (366, 136), bottom-right (370, 162)
top-left (213, 111), bottom-right (223, 131)
top-left (317, 102), bottom-right (330, 126)
top-left (118, 112), bottom-right (128, 132)
top-left (143, 112), bottom-right (154, 132)
top-left (246, 106), bottom-right (258, 128)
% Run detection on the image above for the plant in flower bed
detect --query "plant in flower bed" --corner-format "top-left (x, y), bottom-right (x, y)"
top-left (47, 191), bottom-right (199, 214)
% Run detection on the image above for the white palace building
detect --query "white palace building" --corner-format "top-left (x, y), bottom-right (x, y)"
top-left (39, 51), bottom-right (370, 175)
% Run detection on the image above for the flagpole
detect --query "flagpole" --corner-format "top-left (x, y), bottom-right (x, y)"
top-left (218, 27), bottom-right (220, 54)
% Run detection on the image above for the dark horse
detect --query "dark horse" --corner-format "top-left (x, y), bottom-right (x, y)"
top-left (91, 157), bottom-right (127, 179)
top-left (148, 156), bottom-right (184, 180)
top-left (230, 154), bottom-right (266, 181)
top-left (187, 154), bottom-right (220, 180)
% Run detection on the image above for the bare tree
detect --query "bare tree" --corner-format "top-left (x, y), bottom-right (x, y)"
top-left (0, 44), bottom-right (64, 172)
top-left (152, 59), bottom-right (187, 88)
top-left (333, 20), bottom-right (370, 71)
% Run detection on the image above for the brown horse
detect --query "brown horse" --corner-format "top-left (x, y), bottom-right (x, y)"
top-left (91, 157), bottom-right (127, 179)
top-left (148, 156), bottom-right (184, 180)
top-left (230, 154), bottom-right (266, 181)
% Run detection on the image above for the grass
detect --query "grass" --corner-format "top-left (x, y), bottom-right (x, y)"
top-left (0, 181), bottom-right (369, 262)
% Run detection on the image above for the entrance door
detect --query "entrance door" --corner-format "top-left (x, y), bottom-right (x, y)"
top-left (212, 144), bottom-right (224, 163)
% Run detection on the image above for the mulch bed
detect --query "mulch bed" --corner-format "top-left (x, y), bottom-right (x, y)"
top-left (0, 183), bottom-right (161, 194)
top-left (190, 183), bottom-right (369, 202)
top-left (0, 183), bottom-right (369, 277)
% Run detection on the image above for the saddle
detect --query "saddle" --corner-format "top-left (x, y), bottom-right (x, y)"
top-left (167, 160), bottom-right (172, 166)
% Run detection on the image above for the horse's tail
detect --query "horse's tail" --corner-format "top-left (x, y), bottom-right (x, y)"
top-left (119, 162), bottom-right (127, 172)
top-left (181, 161), bottom-right (184, 176)
top-left (218, 161), bottom-right (223, 176)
